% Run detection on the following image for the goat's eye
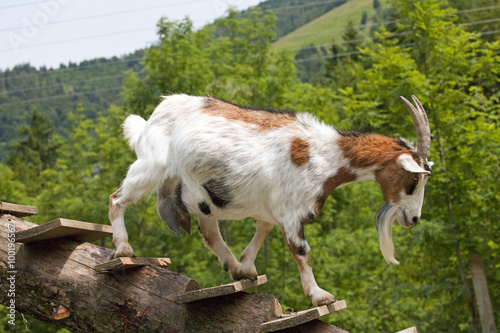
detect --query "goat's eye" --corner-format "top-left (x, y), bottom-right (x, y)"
top-left (412, 174), bottom-right (420, 181)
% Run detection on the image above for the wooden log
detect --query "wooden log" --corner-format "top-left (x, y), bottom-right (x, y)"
top-left (15, 218), bottom-right (112, 244)
top-left (174, 275), bottom-right (267, 304)
top-left (0, 201), bottom-right (38, 217)
top-left (0, 215), bottom-right (349, 332)
top-left (95, 257), bottom-right (172, 273)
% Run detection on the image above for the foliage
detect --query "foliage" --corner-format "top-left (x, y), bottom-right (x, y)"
top-left (0, 52), bottom-right (143, 162)
top-left (6, 108), bottom-right (59, 193)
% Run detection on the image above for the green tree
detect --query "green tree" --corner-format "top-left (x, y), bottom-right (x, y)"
top-left (6, 108), bottom-right (59, 193)
top-left (0, 164), bottom-right (26, 202)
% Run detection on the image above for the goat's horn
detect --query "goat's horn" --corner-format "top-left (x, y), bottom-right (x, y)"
top-left (400, 95), bottom-right (431, 159)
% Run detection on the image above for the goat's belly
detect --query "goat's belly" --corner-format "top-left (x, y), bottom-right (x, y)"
top-left (181, 185), bottom-right (278, 224)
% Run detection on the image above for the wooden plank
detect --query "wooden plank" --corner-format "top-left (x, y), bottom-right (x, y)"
top-left (259, 300), bottom-right (347, 333)
top-left (396, 327), bottom-right (418, 333)
top-left (15, 218), bottom-right (112, 244)
top-left (0, 201), bottom-right (38, 217)
top-left (174, 275), bottom-right (268, 304)
top-left (94, 257), bottom-right (172, 273)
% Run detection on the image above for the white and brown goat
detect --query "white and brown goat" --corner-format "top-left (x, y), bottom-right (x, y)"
top-left (109, 94), bottom-right (432, 306)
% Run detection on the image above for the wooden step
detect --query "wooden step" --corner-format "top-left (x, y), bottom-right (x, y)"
top-left (0, 202), bottom-right (38, 217)
top-left (259, 300), bottom-right (347, 333)
top-left (174, 275), bottom-right (268, 304)
top-left (95, 257), bottom-right (172, 273)
top-left (15, 218), bottom-right (112, 244)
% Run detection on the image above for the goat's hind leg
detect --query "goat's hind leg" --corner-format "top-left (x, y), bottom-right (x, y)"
top-left (235, 220), bottom-right (273, 280)
top-left (109, 187), bottom-right (135, 258)
top-left (198, 216), bottom-right (241, 280)
top-left (109, 159), bottom-right (165, 259)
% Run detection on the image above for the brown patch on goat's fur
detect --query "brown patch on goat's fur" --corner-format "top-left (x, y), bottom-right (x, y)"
top-left (290, 137), bottom-right (310, 166)
top-left (337, 133), bottom-right (414, 169)
top-left (203, 96), bottom-right (296, 131)
top-left (314, 167), bottom-right (357, 215)
top-left (109, 187), bottom-right (123, 222)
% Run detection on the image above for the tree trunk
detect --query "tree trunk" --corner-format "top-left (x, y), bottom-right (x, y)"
top-left (0, 214), bottom-right (347, 332)
top-left (428, 103), bottom-right (479, 333)
top-left (468, 253), bottom-right (498, 333)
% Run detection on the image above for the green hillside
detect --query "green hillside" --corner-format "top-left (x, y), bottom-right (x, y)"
top-left (273, 0), bottom-right (386, 51)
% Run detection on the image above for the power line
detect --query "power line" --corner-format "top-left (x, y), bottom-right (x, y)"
top-left (2, 25), bottom-right (499, 106)
top-left (276, 4), bottom-right (500, 41)
top-left (269, 0), bottom-right (347, 12)
top-left (0, 26), bottom-right (154, 53)
top-left (289, 16), bottom-right (500, 52)
top-left (3, 7), bottom-right (498, 56)
top-left (0, 1), bottom-right (39, 9)
top-left (0, 0), bottom-right (209, 11)
top-left (462, 17), bottom-right (500, 27)
top-left (0, 56), bottom-right (144, 81)
top-left (2, 73), bottom-right (128, 94)
top-left (0, 1), bottom-right (211, 33)
top-left (294, 29), bottom-right (500, 63)
top-left (1, 3), bottom-right (499, 82)
top-left (0, 86), bottom-right (123, 108)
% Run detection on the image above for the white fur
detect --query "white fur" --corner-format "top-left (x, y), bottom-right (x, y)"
top-left (123, 114), bottom-right (146, 150)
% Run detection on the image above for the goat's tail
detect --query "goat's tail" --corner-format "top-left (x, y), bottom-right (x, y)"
top-left (122, 115), bottom-right (147, 150)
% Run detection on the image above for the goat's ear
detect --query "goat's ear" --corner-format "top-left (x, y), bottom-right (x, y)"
top-left (397, 154), bottom-right (430, 174)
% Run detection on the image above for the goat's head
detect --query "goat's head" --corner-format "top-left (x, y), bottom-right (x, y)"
top-left (375, 96), bottom-right (433, 264)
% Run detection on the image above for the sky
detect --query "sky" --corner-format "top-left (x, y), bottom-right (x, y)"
top-left (0, 0), bottom-right (263, 71)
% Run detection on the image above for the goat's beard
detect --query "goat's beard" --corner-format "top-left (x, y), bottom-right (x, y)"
top-left (375, 204), bottom-right (400, 265)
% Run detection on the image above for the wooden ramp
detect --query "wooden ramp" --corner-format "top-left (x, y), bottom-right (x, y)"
top-left (260, 300), bottom-right (347, 333)
top-left (15, 218), bottom-right (112, 244)
top-left (12, 214), bottom-right (172, 274)
top-left (174, 275), bottom-right (268, 304)
top-left (0, 201), bottom-right (38, 217)
top-left (95, 257), bottom-right (171, 273)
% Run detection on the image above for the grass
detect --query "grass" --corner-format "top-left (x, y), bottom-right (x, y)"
top-left (273, 0), bottom-right (386, 52)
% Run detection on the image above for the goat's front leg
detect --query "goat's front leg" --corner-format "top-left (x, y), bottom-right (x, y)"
top-left (235, 220), bottom-right (274, 280)
top-left (281, 222), bottom-right (335, 306)
top-left (198, 216), bottom-right (241, 280)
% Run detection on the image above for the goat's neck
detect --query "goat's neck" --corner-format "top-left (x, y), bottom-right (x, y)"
top-left (336, 132), bottom-right (409, 171)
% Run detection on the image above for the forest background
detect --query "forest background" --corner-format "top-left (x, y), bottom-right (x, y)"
top-left (0, 0), bottom-right (499, 332)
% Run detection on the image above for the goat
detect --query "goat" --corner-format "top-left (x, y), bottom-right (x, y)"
top-left (109, 94), bottom-right (432, 306)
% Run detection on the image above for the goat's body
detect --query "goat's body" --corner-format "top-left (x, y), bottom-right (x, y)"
top-left (127, 94), bottom-right (348, 225)
top-left (110, 94), bottom-right (432, 306)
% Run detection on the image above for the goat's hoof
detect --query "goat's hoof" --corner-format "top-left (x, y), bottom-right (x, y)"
top-left (109, 244), bottom-right (135, 260)
top-left (311, 288), bottom-right (335, 306)
top-left (234, 263), bottom-right (258, 281)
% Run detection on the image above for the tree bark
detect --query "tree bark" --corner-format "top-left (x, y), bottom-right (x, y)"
top-left (468, 253), bottom-right (498, 333)
top-left (0, 214), bottom-right (347, 332)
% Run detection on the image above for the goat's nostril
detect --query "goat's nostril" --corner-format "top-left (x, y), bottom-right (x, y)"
top-left (412, 216), bottom-right (419, 223)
